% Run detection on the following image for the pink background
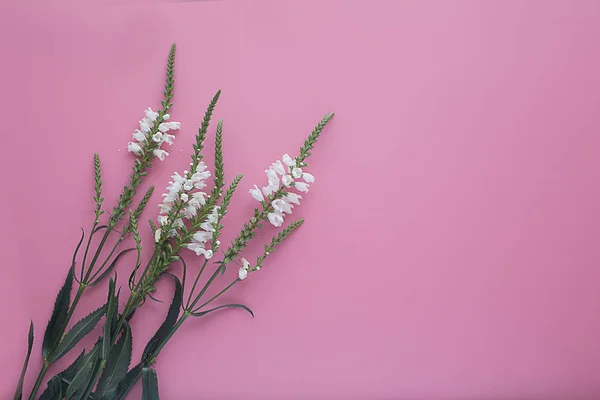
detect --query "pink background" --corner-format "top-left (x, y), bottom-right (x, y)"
top-left (1, 0), bottom-right (600, 399)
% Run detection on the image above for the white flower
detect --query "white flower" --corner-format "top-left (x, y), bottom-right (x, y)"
top-left (193, 231), bottom-right (212, 243)
top-left (163, 134), bottom-right (175, 145)
top-left (267, 211), bottom-right (284, 227)
top-left (187, 242), bottom-right (213, 259)
top-left (166, 121), bottom-right (181, 130)
top-left (208, 207), bottom-right (220, 223)
top-left (200, 221), bottom-right (214, 232)
top-left (158, 123), bottom-right (169, 133)
top-left (153, 149), bottom-right (169, 161)
top-left (183, 180), bottom-right (194, 191)
top-left (241, 257), bottom-right (251, 270)
top-left (191, 192), bottom-right (207, 206)
top-left (262, 186), bottom-right (273, 197)
top-left (271, 160), bottom-right (286, 175)
top-left (183, 205), bottom-right (198, 219)
top-left (302, 172), bottom-right (315, 183)
top-left (145, 107), bottom-right (159, 122)
top-left (158, 215), bottom-right (169, 226)
top-left (191, 170), bottom-right (211, 182)
top-left (282, 175), bottom-right (293, 187)
top-left (127, 142), bottom-right (143, 155)
top-left (140, 119), bottom-right (152, 133)
top-left (172, 172), bottom-right (186, 185)
top-left (163, 113), bottom-right (171, 120)
top-left (154, 228), bottom-right (162, 243)
top-left (173, 218), bottom-right (184, 228)
top-left (180, 193), bottom-right (189, 202)
top-left (152, 132), bottom-right (163, 143)
top-left (272, 199), bottom-right (293, 214)
top-left (294, 181), bottom-right (309, 192)
top-left (159, 203), bottom-right (172, 214)
top-left (132, 129), bottom-right (147, 143)
top-left (282, 154), bottom-right (295, 167)
top-left (238, 267), bottom-right (248, 280)
top-left (249, 185), bottom-right (264, 202)
top-left (266, 168), bottom-right (280, 191)
top-left (285, 192), bottom-right (302, 205)
top-left (292, 167), bottom-right (303, 179)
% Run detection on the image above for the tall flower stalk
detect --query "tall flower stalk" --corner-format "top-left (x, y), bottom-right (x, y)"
top-left (24, 44), bottom-right (179, 400)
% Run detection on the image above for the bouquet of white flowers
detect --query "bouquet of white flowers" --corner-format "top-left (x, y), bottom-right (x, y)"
top-left (14, 43), bottom-right (334, 400)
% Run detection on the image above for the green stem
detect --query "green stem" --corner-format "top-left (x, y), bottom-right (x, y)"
top-left (185, 259), bottom-right (209, 309)
top-left (193, 280), bottom-right (238, 312)
top-left (27, 361), bottom-right (49, 400)
top-left (80, 220), bottom-right (99, 281)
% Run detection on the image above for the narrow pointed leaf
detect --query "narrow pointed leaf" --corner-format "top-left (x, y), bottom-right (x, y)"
top-left (66, 349), bottom-right (98, 399)
top-left (38, 375), bottom-right (63, 400)
top-left (191, 303), bottom-right (254, 318)
top-left (102, 277), bottom-right (117, 360)
top-left (89, 248), bottom-right (135, 286)
top-left (49, 304), bottom-right (106, 363)
top-left (113, 364), bottom-right (142, 400)
top-left (93, 225), bottom-right (109, 234)
top-left (43, 267), bottom-right (74, 359)
top-left (13, 320), bottom-right (34, 400)
top-left (142, 274), bottom-right (182, 362)
top-left (142, 367), bottom-right (159, 400)
top-left (96, 323), bottom-right (132, 400)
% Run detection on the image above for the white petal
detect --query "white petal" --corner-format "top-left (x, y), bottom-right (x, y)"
top-left (167, 121), bottom-right (181, 130)
top-left (241, 257), bottom-right (251, 269)
top-left (267, 212), bottom-right (284, 227)
top-left (154, 228), bottom-right (162, 243)
top-left (193, 231), bottom-right (212, 243)
top-left (132, 129), bottom-right (147, 143)
top-left (302, 172), bottom-right (315, 183)
top-left (238, 267), bottom-right (248, 280)
top-left (152, 132), bottom-right (163, 143)
top-left (159, 203), bottom-right (172, 214)
top-left (272, 199), bottom-right (293, 214)
top-left (158, 123), bottom-right (169, 133)
top-left (294, 181), bottom-right (310, 192)
top-left (158, 215), bottom-right (169, 226)
top-left (163, 113), bottom-right (171, 120)
top-left (262, 186), bottom-right (273, 197)
top-left (292, 167), bottom-right (303, 179)
top-left (127, 142), bottom-right (143, 155)
top-left (285, 192), bottom-right (302, 205)
top-left (249, 185), bottom-right (264, 202)
top-left (282, 154), bottom-right (295, 167)
top-left (271, 160), bottom-right (286, 175)
top-left (266, 168), bottom-right (280, 191)
top-left (153, 149), bottom-right (169, 161)
top-left (282, 175), bottom-right (293, 187)
top-left (145, 107), bottom-right (159, 122)
top-left (180, 193), bottom-right (189, 202)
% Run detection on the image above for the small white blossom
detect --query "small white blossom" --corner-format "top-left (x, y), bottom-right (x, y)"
top-left (158, 123), bottom-right (169, 133)
top-left (154, 228), bottom-right (162, 243)
top-left (163, 113), bottom-right (171, 120)
top-left (262, 186), bottom-right (273, 197)
top-left (266, 168), bottom-right (280, 191)
top-left (153, 149), bottom-right (169, 161)
top-left (292, 167), bottom-right (303, 179)
top-left (238, 267), bottom-right (248, 280)
top-left (282, 154), bottom-right (295, 167)
top-left (145, 107), bottom-right (159, 122)
top-left (272, 199), bottom-right (293, 214)
top-left (158, 215), bottom-right (169, 226)
top-left (285, 192), bottom-right (302, 205)
top-left (249, 185), bottom-right (264, 202)
top-left (294, 181), bottom-right (310, 192)
top-left (132, 129), bottom-right (147, 143)
top-left (302, 172), bottom-right (315, 183)
top-left (282, 175), bottom-right (293, 187)
top-left (166, 121), bottom-right (181, 130)
top-left (193, 231), bottom-right (212, 243)
top-left (159, 203), bottom-right (172, 214)
top-left (242, 257), bottom-right (251, 270)
top-left (180, 193), bottom-right (189, 202)
top-left (152, 132), bottom-right (163, 143)
top-left (267, 211), bottom-right (284, 227)
top-left (140, 119), bottom-right (152, 133)
top-left (271, 160), bottom-right (286, 175)
top-left (127, 142), bottom-right (143, 155)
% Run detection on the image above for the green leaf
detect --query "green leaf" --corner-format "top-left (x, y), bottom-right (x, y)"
top-left (142, 367), bottom-right (160, 400)
top-left (89, 248), bottom-right (135, 286)
top-left (13, 320), bottom-right (34, 400)
top-left (42, 267), bottom-right (74, 359)
top-left (93, 225), bottom-right (108, 234)
top-left (142, 274), bottom-right (182, 363)
top-left (49, 304), bottom-right (106, 363)
top-left (96, 323), bottom-right (132, 400)
top-left (113, 364), bottom-right (142, 400)
top-left (66, 348), bottom-right (98, 399)
top-left (102, 277), bottom-right (117, 360)
top-left (38, 375), bottom-right (63, 400)
top-left (191, 303), bottom-right (254, 318)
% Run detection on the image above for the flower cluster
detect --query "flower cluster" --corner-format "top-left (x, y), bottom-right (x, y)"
top-left (186, 205), bottom-right (219, 259)
top-left (249, 154), bottom-right (314, 227)
top-left (127, 107), bottom-right (181, 160)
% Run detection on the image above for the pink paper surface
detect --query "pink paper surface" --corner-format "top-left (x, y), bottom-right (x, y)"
top-left (2, 1), bottom-right (600, 398)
